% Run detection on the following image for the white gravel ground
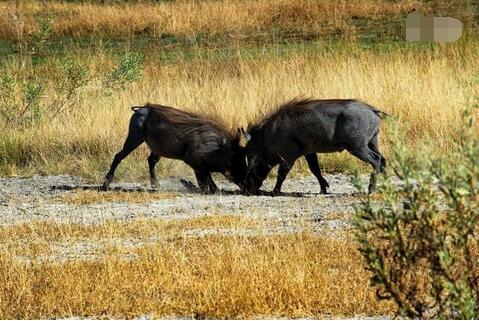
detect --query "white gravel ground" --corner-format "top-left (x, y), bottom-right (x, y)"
top-left (0, 174), bottom-right (367, 230)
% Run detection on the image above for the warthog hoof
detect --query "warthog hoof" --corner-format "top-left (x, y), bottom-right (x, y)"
top-left (150, 178), bottom-right (159, 189)
top-left (101, 175), bottom-right (113, 191)
top-left (270, 189), bottom-right (282, 197)
top-left (320, 179), bottom-right (330, 194)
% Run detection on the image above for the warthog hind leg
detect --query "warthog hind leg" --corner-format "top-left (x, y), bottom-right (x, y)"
top-left (148, 153), bottom-right (160, 188)
top-left (102, 126), bottom-right (144, 190)
top-left (348, 146), bottom-right (382, 194)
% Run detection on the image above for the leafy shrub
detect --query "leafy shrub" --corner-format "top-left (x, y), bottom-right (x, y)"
top-left (0, 51), bottom-right (143, 124)
top-left (0, 75), bottom-right (17, 121)
top-left (0, 75), bottom-right (44, 124)
top-left (49, 58), bottom-right (88, 119)
top-left (103, 52), bottom-right (143, 93)
top-left (353, 105), bottom-right (479, 319)
top-left (31, 13), bottom-right (55, 59)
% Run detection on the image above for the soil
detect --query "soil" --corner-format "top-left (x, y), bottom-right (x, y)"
top-left (0, 174), bottom-right (368, 232)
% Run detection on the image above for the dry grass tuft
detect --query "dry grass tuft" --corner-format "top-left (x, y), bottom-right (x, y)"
top-left (0, 215), bottom-right (269, 266)
top-left (57, 190), bottom-right (177, 205)
top-left (0, 215), bottom-right (261, 244)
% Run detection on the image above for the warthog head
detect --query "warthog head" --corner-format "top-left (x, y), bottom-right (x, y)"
top-left (224, 133), bottom-right (249, 189)
top-left (238, 128), bottom-right (271, 195)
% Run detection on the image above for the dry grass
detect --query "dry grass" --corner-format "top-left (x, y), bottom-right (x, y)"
top-left (0, 0), bottom-right (466, 40)
top-left (0, 216), bottom-right (395, 319)
top-left (1, 39), bottom-right (478, 179)
top-left (0, 215), bottom-right (262, 244)
top-left (57, 190), bottom-right (178, 205)
top-left (0, 216), bottom-right (267, 262)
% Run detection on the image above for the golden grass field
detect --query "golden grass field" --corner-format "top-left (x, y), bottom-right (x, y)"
top-left (1, 0), bottom-right (472, 40)
top-left (0, 216), bottom-right (394, 319)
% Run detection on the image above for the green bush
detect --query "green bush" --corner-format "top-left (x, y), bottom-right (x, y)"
top-left (103, 52), bottom-right (143, 93)
top-left (0, 74), bottom-right (44, 125)
top-left (353, 104), bottom-right (479, 319)
top-left (0, 7), bottom-right (144, 125)
top-left (0, 51), bottom-right (143, 125)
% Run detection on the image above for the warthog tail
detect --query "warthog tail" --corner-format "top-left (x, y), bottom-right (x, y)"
top-left (131, 106), bottom-right (150, 117)
top-left (371, 108), bottom-right (395, 119)
top-left (358, 101), bottom-right (395, 119)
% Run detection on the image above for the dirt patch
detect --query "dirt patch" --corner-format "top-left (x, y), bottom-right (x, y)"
top-left (0, 174), bottom-right (365, 229)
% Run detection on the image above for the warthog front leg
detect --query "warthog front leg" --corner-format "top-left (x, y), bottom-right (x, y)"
top-left (272, 159), bottom-right (295, 195)
top-left (195, 170), bottom-right (218, 194)
top-left (305, 153), bottom-right (329, 194)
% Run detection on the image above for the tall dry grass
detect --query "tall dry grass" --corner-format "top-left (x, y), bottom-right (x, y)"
top-left (1, 39), bottom-right (478, 180)
top-left (0, 217), bottom-right (394, 319)
top-left (0, 0), bottom-right (468, 40)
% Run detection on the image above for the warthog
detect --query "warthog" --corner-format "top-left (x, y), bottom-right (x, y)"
top-left (102, 103), bottom-right (247, 193)
top-left (240, 98), bottom-right (391, 195)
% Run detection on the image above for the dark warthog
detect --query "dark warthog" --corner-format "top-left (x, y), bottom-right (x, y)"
top-left (102, 103), bottom-right (247, 193)
top-left (240, 98), bottom-right (391, 195)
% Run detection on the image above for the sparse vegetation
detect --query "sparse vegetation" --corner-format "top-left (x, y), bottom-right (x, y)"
top-left (354, 104), bottom-right (479, 318)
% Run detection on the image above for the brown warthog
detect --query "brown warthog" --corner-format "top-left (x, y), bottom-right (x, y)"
top-left (102, 104), bottom-right (247, 193)
top-left (240, 98), bottom-right (391, 195)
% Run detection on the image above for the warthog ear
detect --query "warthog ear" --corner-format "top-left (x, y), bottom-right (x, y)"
top-left (238, 127), bottom-right (251, 147)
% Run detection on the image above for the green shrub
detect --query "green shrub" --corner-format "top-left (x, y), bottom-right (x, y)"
top-left (0, 51), bottom-right (143, 124)
top-left (103, 52), bottom-right (143, 94)
top-left (0, 74), bottom-right (44, 125)
top-left (49, 58), bottom-right (88, 119)
top-left (353, 104), bottom-right (479, 319)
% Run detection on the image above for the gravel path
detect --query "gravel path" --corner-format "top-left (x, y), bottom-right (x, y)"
top-left (0, 174), bottom-right (367, 231)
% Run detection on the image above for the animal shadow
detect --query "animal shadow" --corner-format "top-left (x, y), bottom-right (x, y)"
top-left (180, 180), bottom-right (310, 197)
top-left (51, 181), bottom-right (315, 197)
